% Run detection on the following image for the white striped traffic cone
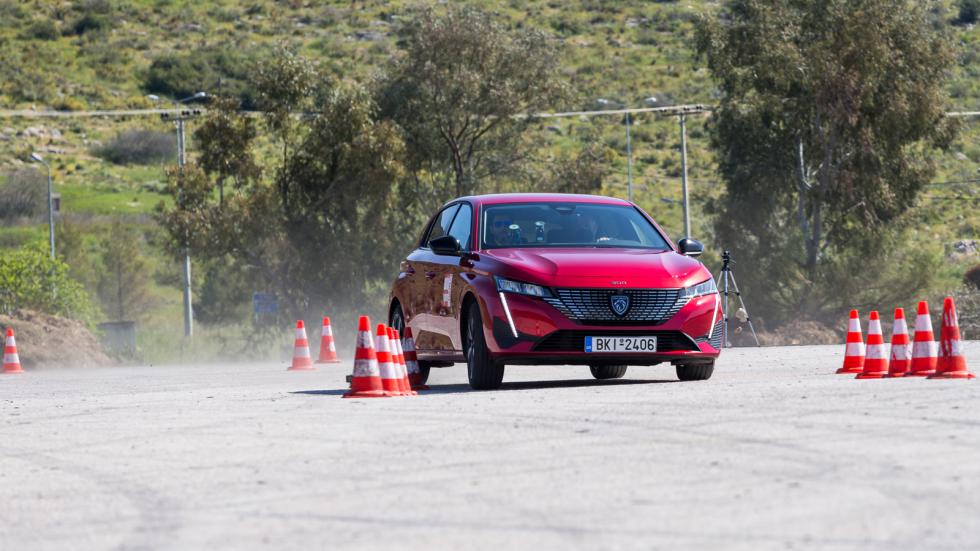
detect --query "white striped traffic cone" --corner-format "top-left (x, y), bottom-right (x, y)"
top-left (389, 327), bottom-right (416, 396)
top-left (837, 310), bottom-right (865, 374)
top-left (344, 316), bottom-right (386, 398)
top-left (402, 327), bottom-right (428, 390)
top-left (3, 328), bottom-right (23, 374)
top-left (316, 316), bottom-right (341, 364)
top-left (928, 297), bottom-right (974, 379)
top-left (908, 301), bottom-right (937, 376)
top-left (376, 324), bottom-right (405, 396)
top-left (856, 311), bottom-right (888, 379)
top-left (288, 320), bottom-right (315, 371)
top-left (886, 308), bottom-right (912, 377)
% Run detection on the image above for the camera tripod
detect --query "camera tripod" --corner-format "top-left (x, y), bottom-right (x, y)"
top-left (716, 250), bottom-right (759, 347)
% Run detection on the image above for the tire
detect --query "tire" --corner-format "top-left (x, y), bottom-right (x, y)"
top-left (389, 302), bottom-right (429, 384)
top-left (675, 362), bottom-right (714, 381)
top-left (465, 303), bottom-right (504, 390)
top-left (590, 365), bottom-right (628, 379)
top-left (389, 302), bottom-right (406, 334)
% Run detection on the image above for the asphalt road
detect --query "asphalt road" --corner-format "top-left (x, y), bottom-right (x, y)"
top-left (2, 343), bottom-right (979, 550)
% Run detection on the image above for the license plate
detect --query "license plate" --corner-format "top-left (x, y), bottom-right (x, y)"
top-left (584, 336), bottom-right (657, 353)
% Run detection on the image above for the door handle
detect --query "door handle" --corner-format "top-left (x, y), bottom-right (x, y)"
top-left (425, 271), bottom-right (438, 279)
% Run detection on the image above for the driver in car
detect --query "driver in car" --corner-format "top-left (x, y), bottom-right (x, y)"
top-left (488, 213), bottom-right (521, 246)
top-left (580, 214), bottom-right (613, 243)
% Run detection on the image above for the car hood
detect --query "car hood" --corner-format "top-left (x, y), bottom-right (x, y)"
top-left (483, 247), bottom-right (711, 289)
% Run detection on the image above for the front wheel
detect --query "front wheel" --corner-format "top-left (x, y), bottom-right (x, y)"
top-left (675, 362), bottom-right (714, 381)
top-left (590, 365), bottom-right (628, 379)
top-left (466, 304), bottom-right (504, 390)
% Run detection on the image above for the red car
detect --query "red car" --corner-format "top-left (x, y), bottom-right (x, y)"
top-left (388, 193), bottom-right (723, 390)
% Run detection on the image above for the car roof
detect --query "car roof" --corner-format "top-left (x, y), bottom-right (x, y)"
top-left (453, 193), bottom-right (633, 207)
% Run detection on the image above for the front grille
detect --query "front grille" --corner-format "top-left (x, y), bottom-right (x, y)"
top-left (533, 330), bottom-right (700, 352)
top-left (543, 288), bottom-right (689, 325)
top-left (695, 318), bottom-right (724, 349)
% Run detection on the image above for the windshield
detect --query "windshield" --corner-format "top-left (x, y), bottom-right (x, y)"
top-left (480, 202), bottom-right (671, 250)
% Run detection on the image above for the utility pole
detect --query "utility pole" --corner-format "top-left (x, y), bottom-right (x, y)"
top-left (625, 112), bottom-right (633, 202)
top-left (177, 116), bottom-right (192, 339)
top-left (680, 114), bottom-right (690, 237)
top-left (29, 153), bottom-right (55, 259)
top-left (158, 92), bottom-right (207, 338)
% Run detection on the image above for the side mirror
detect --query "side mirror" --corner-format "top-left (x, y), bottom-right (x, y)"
top-left (678, 238), bottom-right (704, 257)
top-left (430, 235), bottom-right (461, 256)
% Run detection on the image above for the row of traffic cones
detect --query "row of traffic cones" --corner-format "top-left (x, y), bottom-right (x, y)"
top-left (344, 315), bottom-right (427, 398)
top-left (838, 298), bottom-right (972, 379)
top-left (285, 315), bottom-right (428, 397)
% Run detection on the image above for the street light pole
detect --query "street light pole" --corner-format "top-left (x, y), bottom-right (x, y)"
top-left (680, 114), bottom-right (690, 237)
top-left (30, 153), bottom-right (55, 259)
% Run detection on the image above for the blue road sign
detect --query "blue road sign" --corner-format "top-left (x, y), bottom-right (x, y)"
top-left (252, 293), bottom-right (278, 314)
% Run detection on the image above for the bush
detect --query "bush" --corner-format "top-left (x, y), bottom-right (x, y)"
top-left (70, 12), bottom-right (111, 35)
top-left (24, 19), bottom-right (59, 40)
top-left (0, 242), bottom-right (97, 323)
top-left (965, 264), bottom-right (980, 290)
top-left (0, 168), bottom-right (47, 222)
top-left (69, 0), bottom-right (114, 35)
top-left (957, 0), bottom-right (980, 24)
top-left (94, 129), bottom-right (175, 165)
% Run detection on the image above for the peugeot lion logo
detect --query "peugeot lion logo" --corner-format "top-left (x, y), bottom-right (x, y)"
top-left (610, 294), bottom-right (630, 317)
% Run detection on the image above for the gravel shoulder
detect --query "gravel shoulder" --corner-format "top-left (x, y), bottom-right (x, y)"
top-left (1, 343), bottom-right (978, 550)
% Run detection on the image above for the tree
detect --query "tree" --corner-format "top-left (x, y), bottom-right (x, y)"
top-left (156, 53), bottom-right (412, 327)
top-left (193, 97), bottom-right (261, 205)
top-left (97, 219), bottom-right (153, 321)
top-left (377, 6), bottom-right (568, 197)
top-left (696, 0), bottom-right (956, 323)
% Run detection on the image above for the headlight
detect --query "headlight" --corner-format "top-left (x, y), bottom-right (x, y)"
top-left (494, 276), bottom-right (552, 298)
top-left (679, 278), bottom-right (717, 299)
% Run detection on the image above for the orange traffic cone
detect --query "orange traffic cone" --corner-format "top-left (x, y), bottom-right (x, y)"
top-left (856, 311), bottom-right (888, 379)
top-left (288, 320), bottom-right (315, 371)
top-left (315, 316), bottom-right (341, 364)
top-left (908, 301), bottom-right (938, 377)
top-left (344, 316), bottom-right (386, 398)
top-left (3, 328), bottom-right (23, 374)
top-left (928, 297), bottom-right (974, 379)
top-left (837, 310), bottom-right (865, 374)
top-left (886, 308), bottom-right (912, 378)
top-left (376, 324), bottom-right (405, 396)
top-left (402, 327), bottom-right (428, 390)
top-left (389, 327), bottom-right (416, 396)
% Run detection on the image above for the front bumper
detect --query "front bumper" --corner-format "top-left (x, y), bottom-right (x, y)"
top-left (483, 291), bottom-right (722, 365)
